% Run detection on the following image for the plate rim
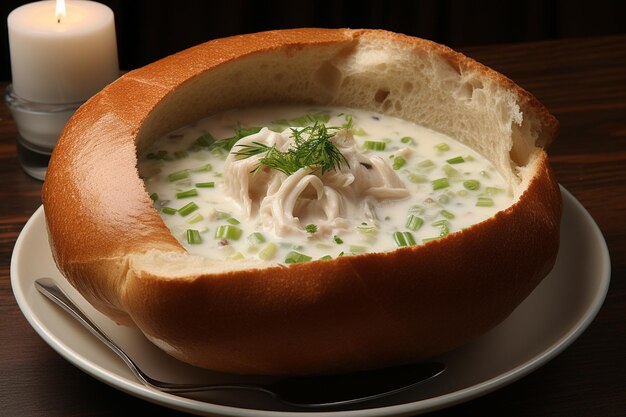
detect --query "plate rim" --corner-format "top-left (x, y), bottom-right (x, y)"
top-left (10, 186), bottom-right (611, 417)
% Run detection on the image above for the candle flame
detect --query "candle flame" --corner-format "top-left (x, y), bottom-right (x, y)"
top-left (56, 0), bottom-right (66, 23)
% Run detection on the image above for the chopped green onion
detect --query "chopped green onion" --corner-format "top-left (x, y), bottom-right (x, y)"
top-left (196, 133), bottom-right (216, 147)
top-left (161, 207), bottom-right (177, 215)
top-left (193, 163), bottom-right (213, 172)
top-left (228, 252), bottom-right (244, 260)
top-left (463, 180), bottom-right (481, 191)
top-left (408, 173), bottom-right (428, 183)
top-left (187, 213), bottom-right (204, 224)
top-left (393, 231), bottom-right (416, 247)
top-left (349, 245), bottom-right (367, 254)
top-left (178, 202), bottom-right (199, 216)
top-left (168, 169), bottom-right (190, 182)
top-left (432, 178), bottom-right (450, 190)
top-left (417, 160), bottom-right (434, 169)
top-left (357, 223), bottom-right (378, 235)
top-left (259, 242), bottom-right (277, 260)
top-left (186, 229), bottom-right (202, 244)
top-left (341, 114), bottom-right (353, 129)
top-left (174, 150), bottom-right (189, 159)
top-left (175, 179), bottom-right (192, 188)
top-left (408, 205), bottom-right (425, 214)
top-left (149, 192), bottom-right (158, 201)
top-left (176, 189), bottom-right (198, 199)
top-left (305, 224), bottom-right (318, 233)
top-left (422, 237), bottom-right (440, 243)
top-left (285, 251), bottom-right (312, 264)
top-left (215, 211), bottom-right (231, 220)
top-left (435, 142), bottom-right (450, 151)
top-left (405, 214), bottom-right (424, 231)
top-left (210, 146), bottom-right (227, 158)
top-left (273, 113), bottom-right (330, 127)
top-left (392, 156), bottom-right (406, 170)
top-left (357, 224), bottom-right (377, 244)
top-left (195, 182), bottom-right (215, 188)
top-left (400, 136), bottom-right (415, 144)
top-left (432, 219), bottom-right (450, 237)
top-left (247, 232), bottom-right (266, 245)
top-left (227, 217), bottom-right (240, 225)
top-left (446, 156), bottom-right (465, 164)
top-left (443, 165), bottom-right (461, 178)
top-left (333, 235), bottom-right (343, 244)
top-left (477, 197), bottom-right (495, 207)
top-left (319, 255), bottom-right (333, 261)
top-left (440, 210), bottom-right (455, 219)
top-left (485, 187), bottom-right (503, 195)
top-left (215, 225), bottom-right (243, 240)
top-left (364, 140), bottom-right (386, 151)
top-left (438, 194), bottom-right (450, 204)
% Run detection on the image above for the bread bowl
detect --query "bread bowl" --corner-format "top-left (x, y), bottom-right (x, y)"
top-left (42, 28), bottom-right (561, 376)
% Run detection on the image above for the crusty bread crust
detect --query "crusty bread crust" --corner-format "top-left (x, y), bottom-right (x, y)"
top-left (42, 28), bottom-right (561, 375)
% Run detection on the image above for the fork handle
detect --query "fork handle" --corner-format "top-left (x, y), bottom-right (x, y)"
top-left (34, 278), bottom-right (154, 386)
top-left (34, 278), bottom-right (269, 394)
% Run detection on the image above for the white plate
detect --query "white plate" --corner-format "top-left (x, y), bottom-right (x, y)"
top-left (11, 186), bottom-right (610, 416)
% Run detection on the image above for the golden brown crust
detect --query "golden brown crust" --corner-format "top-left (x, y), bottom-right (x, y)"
top-left (121, 153), bottom-right (560, 375)
top-left (42, 28), bottom-right (561, 375)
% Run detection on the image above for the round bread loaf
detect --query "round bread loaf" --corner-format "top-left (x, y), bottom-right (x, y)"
top-left (42, 28), bottom-right (561, 375)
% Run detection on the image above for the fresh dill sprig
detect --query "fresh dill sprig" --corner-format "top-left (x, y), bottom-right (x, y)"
top-left (232, 141), bottom-right (273, 159)
top-left (257, 144), bottom-right (301, 176)
top-left (233, 122), bottom-right (349, 175)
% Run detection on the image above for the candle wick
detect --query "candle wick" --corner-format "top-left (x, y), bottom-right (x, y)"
top-left (57, 17), bottom-right (61, 23)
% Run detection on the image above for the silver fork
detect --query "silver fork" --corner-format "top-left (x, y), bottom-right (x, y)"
top-left (35, 277), bottom-right (444, 408)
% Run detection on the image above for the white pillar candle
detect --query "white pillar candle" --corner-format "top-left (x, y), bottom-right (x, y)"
top-left (8, 0), bottom-right (119, 104)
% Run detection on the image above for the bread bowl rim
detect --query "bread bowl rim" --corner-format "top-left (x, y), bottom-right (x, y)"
top-left (41, 28), bottom-right (562, 375)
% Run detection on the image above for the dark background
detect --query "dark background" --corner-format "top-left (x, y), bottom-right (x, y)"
top-left (2, 0), bottom-right (626, 80)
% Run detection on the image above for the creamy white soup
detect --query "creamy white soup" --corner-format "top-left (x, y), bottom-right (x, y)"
top-left (139, 106), bottom-right (514, 264)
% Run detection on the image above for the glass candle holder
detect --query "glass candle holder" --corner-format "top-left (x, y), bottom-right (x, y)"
top-left (5, 84), bottom-right (83, 180)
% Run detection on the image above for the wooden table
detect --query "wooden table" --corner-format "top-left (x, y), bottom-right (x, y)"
top-left (1, 35), bottom-right (624, 416)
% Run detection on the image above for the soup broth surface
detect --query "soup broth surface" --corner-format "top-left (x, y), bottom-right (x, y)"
top-left (139, 106), bottom-right (514, 264)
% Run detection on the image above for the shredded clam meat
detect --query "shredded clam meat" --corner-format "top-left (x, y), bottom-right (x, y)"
top-left (224, 128), bottom-right (409, 238)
